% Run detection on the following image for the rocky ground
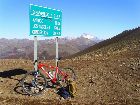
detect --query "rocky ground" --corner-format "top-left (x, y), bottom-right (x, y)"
top-left (0, 45), bottom-right (140, 105)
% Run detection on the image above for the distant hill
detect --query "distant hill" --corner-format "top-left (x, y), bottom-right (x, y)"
top-left (68, 27), bottom-right (140, 58)
top-left (0, 34), bottom-right (100, 60)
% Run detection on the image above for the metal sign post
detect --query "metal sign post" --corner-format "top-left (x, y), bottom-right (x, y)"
top-left (56, 37), bottom-right (58, 67)
top-left (34, 36), bottom-right (38, 71)
top-left (29, 4), bottom-right (62, 69)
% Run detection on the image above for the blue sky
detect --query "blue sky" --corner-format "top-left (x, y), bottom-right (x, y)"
top-left (0, 0), bottom-right (140, 39)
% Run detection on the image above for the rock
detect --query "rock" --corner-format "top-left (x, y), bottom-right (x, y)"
top-left (120, 64), bottom-right (123, 67)
top-left (0, 91), bottom-right (3, 94)
top-left (0, 78), bottom-right (4, 82)
top-left (136, 84), bottom-right (140, 88)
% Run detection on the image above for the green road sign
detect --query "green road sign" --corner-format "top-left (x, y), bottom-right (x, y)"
top-left (29, 4), bottom-right (62, 37)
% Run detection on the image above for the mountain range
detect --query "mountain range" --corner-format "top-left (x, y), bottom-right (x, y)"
top-left (0, 34), bottom-right (100, 60)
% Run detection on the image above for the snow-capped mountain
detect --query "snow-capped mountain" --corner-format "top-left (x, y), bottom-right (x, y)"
top-left (82, 33), bottom-right (94, 40)
top-left (61, 33), bottom-right (100, 41)
top-left (81, 33), bottom-right (101, 42)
